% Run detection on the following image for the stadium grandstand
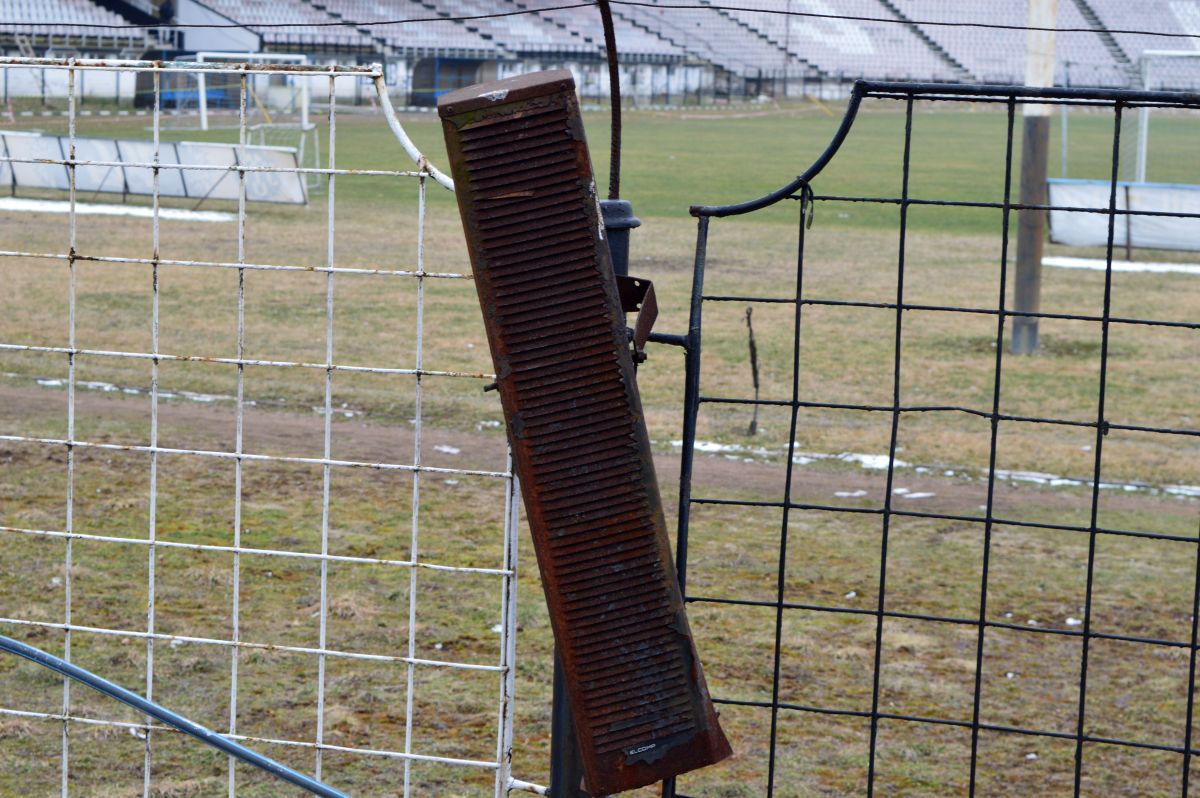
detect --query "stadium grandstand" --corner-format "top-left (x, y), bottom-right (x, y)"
top-left (1, 0), bottom-right (1199, 104)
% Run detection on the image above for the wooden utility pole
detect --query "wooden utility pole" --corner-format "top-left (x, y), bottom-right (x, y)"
top-left (1012, 0), bottom-right (1057, 354)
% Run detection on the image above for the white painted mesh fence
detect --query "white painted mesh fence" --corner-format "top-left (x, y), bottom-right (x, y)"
top-left (0, 57), bottom-right (528, 797)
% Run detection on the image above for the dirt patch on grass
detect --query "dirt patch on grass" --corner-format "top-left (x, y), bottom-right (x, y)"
top-left (3, 381), bottom-right (1184, 524)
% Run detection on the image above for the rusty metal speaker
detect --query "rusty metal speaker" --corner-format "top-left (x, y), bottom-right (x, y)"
top-left (438, 70), bottom-right (731, 795)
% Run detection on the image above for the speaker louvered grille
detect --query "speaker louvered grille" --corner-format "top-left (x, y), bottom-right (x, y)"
top-left (440, 70), bottom-right (730, 796)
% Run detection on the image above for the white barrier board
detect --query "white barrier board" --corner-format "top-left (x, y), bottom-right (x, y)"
top-left (3, 133), bottom-right (69, 191)
top-left (1049, 179), bottom-right (1200, 252)
top-left (74, 138), bottom-right (126, 194)
top-left (238, 145), bottom-right (307, 204)
top-left (0, 132), bottom-right (305, 205)
top-left (0, 132), bottom-right (19, 189)
top-left (117, 140), bottom-right (188, 198)
top-left (176, 141), bottom-right (240, 201)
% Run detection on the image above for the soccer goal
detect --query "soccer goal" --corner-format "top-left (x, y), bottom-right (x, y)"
top-left (249, 122), bottom-right (320, 190)
top-left (156, 52), bottom-right (313, 133)
top-left (194, 54), bottom-right (319, 189)
top-left (1132, 50), bottom-right (1200, 182)
top-left (1055, 51), bottom-right (1200, 255)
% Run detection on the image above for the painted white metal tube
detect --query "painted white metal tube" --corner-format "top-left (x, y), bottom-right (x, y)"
top-left (1023, 0), bottom-right (1058, 117)
top-left (373, 73), bottom-right (455, 191)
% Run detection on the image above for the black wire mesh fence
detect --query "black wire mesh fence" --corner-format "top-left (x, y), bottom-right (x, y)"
top-left (665, 81), bottom-right (1200, 797)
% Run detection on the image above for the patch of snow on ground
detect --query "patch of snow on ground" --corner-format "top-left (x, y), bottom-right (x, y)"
top-left (994, 469), bottom-right (1084, 488)
top-left (0, 196), bottom-right (235, 222)
top-left (675, 439), bottom-right (1199, 500)
top-left (1044, 256), bottom-right (1200, 276)
top-left (690, 440), bottom-right (744, 454)
top-left (840, 452), bottom-right (910, 470)
top-left (27, 373), bottom-right (245, 406)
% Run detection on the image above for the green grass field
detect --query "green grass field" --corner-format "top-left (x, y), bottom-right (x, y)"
top-left (1, 98), bottom-right (1198, 797)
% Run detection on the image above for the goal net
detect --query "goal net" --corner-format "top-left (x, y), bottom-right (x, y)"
top-left (161, 52), bottom-right (312, 133)
top-left (249, 122), bottom-right (321, 190)
top-left (1127, 50), bottom-right (1200, 182)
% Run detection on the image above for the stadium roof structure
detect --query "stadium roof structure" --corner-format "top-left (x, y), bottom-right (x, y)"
top-left (3, 0), bottom-right (1200, 89)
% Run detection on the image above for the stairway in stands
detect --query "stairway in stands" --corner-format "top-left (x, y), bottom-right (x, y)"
top-left (404, 0), bottom-right (514, 57)
top-left (594, 1), bottom-right (771, 85)
top-left (1070, 0), bottom-right (1136, 82)
top-left (298, 0), bottom-right (394, 58)
top-left (604, 3), bottom-right (712, 64)
top-left (695, 0), bottom-right (827, 82)
top-left (498, 0), bottom-right (601, 51)
top-left (875, 0), bottom-right (975, 82)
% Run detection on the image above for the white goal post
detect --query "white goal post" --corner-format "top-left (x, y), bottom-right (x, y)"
top-left (1135, 50), bottom-right (1200, 182)
top-left (195, 51), bottom-right (311, 131)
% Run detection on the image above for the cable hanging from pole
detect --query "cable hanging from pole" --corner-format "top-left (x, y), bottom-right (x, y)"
top-left (598, 0), bottom-right (621, 200)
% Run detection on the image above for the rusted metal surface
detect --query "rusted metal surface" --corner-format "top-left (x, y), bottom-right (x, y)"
top-left (615, 274), bottom-right (657, 363)
top-left (439, 70), bottom-right (731, 795)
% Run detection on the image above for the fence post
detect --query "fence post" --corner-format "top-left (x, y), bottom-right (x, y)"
top-left (1061, 61), bottom-right (1071, 178)
top-left (549, 654), bottom-right (586, 797)
top-left (1012, 0), bottom-right (1057, 354)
